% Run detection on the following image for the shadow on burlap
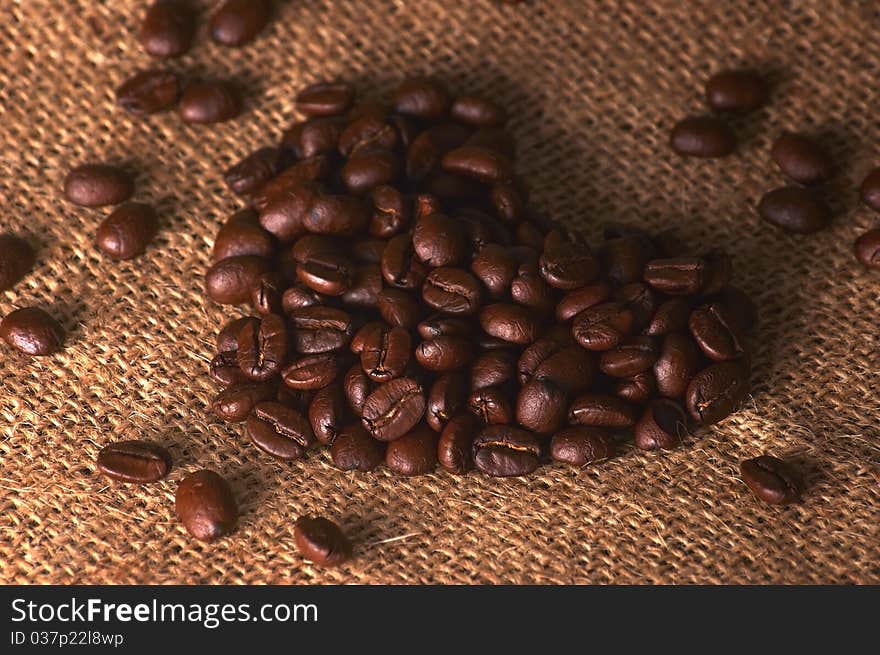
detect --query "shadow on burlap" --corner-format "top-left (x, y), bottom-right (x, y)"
top-left (0, 0), bottom-right (877, 584)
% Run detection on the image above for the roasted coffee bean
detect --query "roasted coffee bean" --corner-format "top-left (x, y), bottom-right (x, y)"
top-left (116, 69), bottom-right (180, 115)
top-left (572, 301), bottom-right (635, 351)
top-left (350, 321), bottom-right (384, 354)
top-left (556, 283), bottom-right (611, 321)
top-left (700, 249), bottom-right (732, 296)
top-left (362, 377), bottom-right (426, 441)
top-left (534, 345), bottom-right (595, 393)
top-left (654, 332), bottom-right (700, 399)
top-left (210, 0), bottom-right (271, 47)
top-left (351, 238), bottom-right (387, 264)
top-left (386, 424), bottom-right (438, 475)
top-left (771, 133), bottom-right (831, 185)
top-left (246, 401), bottom-right (314, 459)
top-left (236, 314), bottom-right (287, 381)
top-left (614, 370), bottom-right (656, 404)
top-left (412, 212), bottom-right (467, 267)
top-left (382, 233), bottom-right (429, 289)
top-left (225, 147), bottom-right (279, 196)
top-left (689, 302), bottom-right (745, 361)
top-left (341, 263), bottom-right (383, 308)
top-left (517, 327), bottom-right (574, 384)
top-left (441, 145), bottom-right (513, 183)
top-left (643, 257), bottom-right (707, 295)
top-left (211, 381), bottom-right (275, 423)
top-left (255, 157), bottom-right (331, 206)
top-left (427, 371), bottom-right (469, 432)
top-left (0, 234), bottom-right (35, 292)
top-left (294, 516), bottom-right (351, 566)
top-left (644, 297), bottom-right (692, 336)
top-left (516, 378), bottom-right (568, 434)
top-left (479, 303), bottom-right (539, 344)
top-left (415, 335), bottom-right (474, 371)
top-left (342, 147), bottom-right (401, 195)
top-left (97, 441), bottom-right (172, 483)
top-left (276, 386), bottom-right (315, 412)
top-left (422, 268), bottom-right (483, 315)
top-left (417, 314), bottom-right (473, 340)
top-left (369, 186), bottom-right (410, 238)
top-left (468, 386), bottom-right (514, 425)
top-left (393, 76), bottom-right (450, 120)
top-left (406, 123), bottom-right (471, 181)
top-left (470, 349), bottom-right (516, 390)
top-left (601, 234), bottom-right (655, 287)
top-left (96, 202), bottom-right (158, 260)
top-left (206, 255), bottom-right (270, 305)
top-left (569, 393), bottom-right (637, 428)
top-left (471, 244), bottom-right (517, 298)
top-left (179, 81), bottom-right (239, 124)
top-left (330, 422), bottom-right (384, 471)
top-left (670, 116), bottom-right (736, 157)
top-left (716, 286), bottom-right (758, 333)
top-left (539, 243), bottom-right (599, 290)
top-left (634, 399), bottom-right (688, 450)
top-left (212, 220), bottom-right (275, 262)
top-left (361, 325), bottom-right (412, 381)
top-left (297, 82), bottom-right (355, 118)
top-left (424, 171), bottom-right (484, 204)
top-left (490, 181), bottom-right (525, 223)
top-left (451, 95), bottom-right (506, 127)
top-left (705, 70), bottom-right (766, 114)
top-left (282, 353), bottom-right (339, 390)
top-left (0, 307), bottom-right (64, 356)
top-left (438, 413), bottom-right (480, 473)
top-left (140, 0), bottom-right (196, 58)
top-left (298, 117), bottom-right (347, 158)
top-left (758, 186), bottom-right (830, 234)
top-left (176, 470), bottom-right (237, 543)
top-left (296, 252), bottom-right (353, 296)
top-left (282, 284), bottom-right (324, 312)
top-left (309, 383), bottom-right (348, 445)
top-left (216, 316), bottom-right (258, 352)
top-left (377, 288), bottom-right (422, 329)
top-left (64, 164), bottom-right (133, 207)
top-left (258, 182), bottom-right (320, 242)
top-left (685, 360), bottom-right (750, 424)
top-left (344, 362), bottom-right (372, 416)
top-left (599, 336), bottom-right (658, 378)
top-left (338, 113), bottom-right (398, 158)
top-left (251, 272), bottom-right (283, 315)
top-left (854, 228), bottom-right (880, 269)
top-left (614, 282), bottom-right (657, 332)
top-left (550, 427), bottom-right (616, 466)
top-left (210, 350), bottom-right (249, 386)
top-left (740, 455), bottom-right (802, 505)
top-left (859, 167), bottom-right (880, 211)
top-left (473, 425), bottom-right (540, 477)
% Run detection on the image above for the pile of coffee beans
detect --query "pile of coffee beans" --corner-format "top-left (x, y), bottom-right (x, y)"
top-left (204, 77), bottom-right (758, 487)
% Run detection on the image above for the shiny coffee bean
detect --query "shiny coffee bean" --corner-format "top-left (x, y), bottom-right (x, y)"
top-left (415, 335), bottom-right (473, 372)
top-left (251, 272), bottom-right (283, 315)
top-left (599, 336), bottom-right (658, 377)
top-left (246, 401), bottom-right (315, 460)
top-left (441, 146), bottom-right (513, 183)
top-left (569, 393), bottom-right (637, 428)
top-left (516, 326), bottom-right (573, 386)
top-left (670, 116), bottom-right (736, 157)
top-left (64, 163), bottom-right (133, 207)
top-left (511, 260), bottom-right (556, 315)
top-left (298, 117), bottom-right (347, 158)
top-left (740, 455), bottom-right (802, 505)
top-left (225, 147), bottom-right (279, 196)
top-left (210, 350), bottom-right (249, 386)
top-left (426, 371), bottom-right (468, 432)
top-left (330, 422), bottom-right (384, 471)
top-left (236, 314), bottom-right (287, 381)
top-left (601, 235), bottom-right (654, 287)
top-left (369, 185), bottom-right (410, 238)
top-left (614, 370), bottom-right (656, 404)
top-left (556, 283), bottom-right (611, 321)
top-left (96, 202), bottom-right (158, 260)
top-left (550, 427), bottom-right (616, 466)
top-left (381, 233), bottom-right (428, 289)
top-left (294, 516), bottom-right (351, 566)
top-left (377, 288), bottom-right (422, 329)
top-left (473, 425), bottom-right (540, 477)
top-left (282, 353), bottom-right (339, 390)
top-left (490, 181), bottom-right (525, 223)
top-left (516, 378), bottom-right (568, 434)
top-left (344, 362), bottom-right (372, 416)
top-left (393, 76), bottom-right (451, 120)
top-left (644, 297), bottom-right (691, 336)
top-left (685, 360), bottom-right (750, 425)
top-left (350, 321), bottom-right (384, 354)
top-left (296, 252), bottom-right (353, 297)
top-left (0, 234), bottom-right (35, 291)
top-left (0, 307), bottom-right (64, 356)
top-left (854, 228), bottom-right (880, 269)
top-left (688, 303), bottom-right (745, 361)
top-left (643, 257), bottom-right (707, 295)
top-left (179, 81), bottom-right (239, 124)
top-left (705, 69), bottom-right (766, 114)
top-left (468, 386), bottom-right (514, 425)
top-left (116, 69), bottom-right (180, 116)
top-left (386, 424), bottom-right (438, 476)
top-left (539, 243), bottom-right (599, 290)
top-left (634, 399), bottom-right (688, 450)
top-left (471, 244), bottom-right (517, 298)
top-left (361, 325), bottom-right (412, 381)
top-left (282, 284), bottom-right (324, 313)
top-left (859, 167), bottom-right (880, 211)
top-left (290, 306), bottom-right (352, 353)
top-left (351, 238), bottom-right (387, 264)
top-left (406, 123), bottom-right (471, 181)
top-left (297, 82), bottom-right (355, 117)
top-left (572, 301), bottom-right (635, 351)
top-left (342, 148), bottom-right (401, 195)
top-left (653, 332), bottom-right (700, 399)
top-left (140, 0), bottom-right (196, 58)
top-left (304, 194), bottom-right (371, 236)
top-left (210, 0), bottom-right (271, 47)
top-left (422, 268), bottom-right (483, 315)
top-left (176, 470), bottom-right (237, 543)
top-left (212, 220), bottom-right (275, 262)
top-left (97, 441), bottom-right (172, 483)
top-left (470, 349), bottom-right (517, 390)
top-left (216, 316), bottom-right (258, 352)
top-left (338, 112), bottom-right (398, 157)
top-left (758, 186), bottom-right (831, 234)
top-left (479, 303), bottom-right (540, 344)
top-left (533, 345), bottom-right (595, 393)
top-left (362, 377), bottom-right (426, 441)
top-left (417, 314), bottom-right (473, 340)
top-left (451, 95), bottom-right (506, 128)
top-left (615, 282), bottom-right (657, 331)
top-left (412, 212), bottom-right (467, 267)
top-left (771, 133), bottom-right (831, 186)
top-left (258, 183), bottom-right (320, 242)
top-left (211, 381), bottom-right (276, 423)
top-left (308, 383), bottom-right (348, 445)
top-left (438, 413), bottom-right (480, 473)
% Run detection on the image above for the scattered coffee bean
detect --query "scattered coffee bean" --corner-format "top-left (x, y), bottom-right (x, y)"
top-left (704, 69), bottom-right (766, 114)
top-left (175, 470), bottom-right (238, 542)
top-left (685, 360), bottom-right (750, 425)
top-left (96, 441), bottom-right (172, 483)
top-left (670, 116), bottom-right (736, 157)
top-left (294, 516), bottom-right (352, 566)
top-left (140, 0), bottom-right (196, 58)
top-left (758, 186), bottom-right (830, 234)
top-left (95, 202), bottom-right (158, 260)
top-left (179, 82), bottom-right (240, 124)
top-left (740, 455), bottom-right (802, 505)
top-left (210, 0), bottom-right (271, 46)
top-left (0, 307), bottom-right (64, 356)
top-left (297, 82), bottom-right (355, 117)
top-left (64, 164), bottom-right (133, 207)
top-left (0, 234), bottom-right (35, 291)
top-left (771, 133), bottom-right (831, 186)
top-left (116, 70), bottom-right (180, 116)
top-left (854, 228), bottom-right (880, 270)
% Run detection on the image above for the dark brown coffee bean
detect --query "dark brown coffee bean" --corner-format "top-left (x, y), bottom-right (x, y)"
top-left (771, 133), bottom-right (831, 185)
top-left (382, 233), bottom-right (428, 289)
top-left (614, 370), bottom-right (656, 404)
top-left (859, 167), bottom-right (880, 211)
top-left (569, 393), bottom-right (637, 428)
top-left (539, 243), bottom-right (599, 290)
top-left (556, 283), bottom-right (611, 321)
top-left (601, 234), bottom-right (655, 287)
top-left (0, 234), bottom-right (35, 292)
top-left (362, 377), bottom-right (426, 441)
top-left (246, 401), bottom-right (314, 460)
top-left (644, 297), bottom-right (692, 336)
top-left (64, 164), bottom-right (133, 207)
top-left (422, 268), bottom-right (483, 315)
top-left (224, 147), bottom-right (279, 196)
top-left (689, 303), bottom-right (746, 361)
top-left (296, 252), bottom-right (353, 297)
top-left (342, 148), bottom-right (401, 195)
top-left (294, 516), bottom-right (351, 566)
top-left (740, 455), bottom-right (802, 505)
top-left (438, 413), bottom-right (480, 473)
top-left (685, 360), bottom-right (750, 425)
top-left (258, 182), bottom-right (320, 242)
top-left (211, 381), bottom-right (275, 423)
top-left (599, 336), bottom-right (658, 377)
top-left (614, 282), bottom-right (658, 332)
top-left (210, 350), bottom-right (249, 386)
top-left (634, 399), bottom-right (688, 450)
top-left (304, 194), bottom-right (371, 236)
top-left (236, 314), bottom-right (287, 381)
top-left (0, 307), bottom-right (64, 356)
top-left (393, 76), bottom-right (450, 119)
top-left (406, 123), bottom-right (471, 181)
top-left (140, 1), bottom-right (196, 58)
top-left (176, 470), bottom-right (237, 543)
top-left (705, 70), bottom-right (766, 114)
top-left (534, 345), bottom-right (595, 393)
top-left (343, 362), bottom-right (372, 416)
top-left (489, 181), bottom-right (525, 224)
top-left (670, 116), bottom-right (736, 157)
top-left (342, 263), bottom-right (383, 308)
top-left (427, 372), bottom-right (468, 432)
top-left (276, 386), bottom-right (315, 412)
top-left (116, 70), bottom-right (180, 115)
top-left (855, 228), bottom-right (880, 269)
top-left (179, 81), bottom-right (239, 124)
top-left (479, 303), bottom-right (540, 344)
top-left (470, 349), bottom-right (516, 390)
top-left (451, 96), bottom-right (506, 127)
top-left (468, 386), bottom-right (514, 425)
top-left (417, 314), bottom-right (473, 340)
top-left (250, 272), bottom-right (283, 315)
top-left (212, 220), bottom-right (275, 262)
top-left (369, 186), bottom-right (410, 238)
top-left (351, 321), bottom-right (384, 355)
top-left (95, 202), bottom-right (158, 260)
top-left (517, 327), bottom-right (574, 384)
top-left (282, 285), bottom-right (324, 313)
top-left (716, 286), bottom-right (758, 333)
top-left (97, 441), bottom-right (172, 483)
top-left (412, 213), bottom-right (467, 267)
top-left (206, 255), bottom-right (270, 305)
top-left (415, 335), bottom-right (474, 371)
top-left (309, 383), bottom-right (348, 445)
top-left (331, 422), bottom-right (384, 471)
top-left (255, 157), bottom-right (331, 207)
top-left (338, 112), bottom-right (398, 158)
top-left (297, 82), bottom-right (355, 117)
top-left (216, 316), bottom-right (258, 352)
top-left (466, 128), bottom-right (516, 160)
top-left (572, 301), bottom-right (635, 351)
top-left (550, 427), bottom-right (616, 466)
top-left (424, 171), bottom-right (485, 204)
top-left (700, 249), bottom-right (732, 296)
top-left (441, 145), bottom-right (513, 183)
top-left (361, 325), bottom-right (412, 381)
top-left (643, 257), bottom-right (708, 295)
top-left (386, 424), bottom-right (438, 476)
top-left (470, 244), bottom-right (516, 298)
top-left (654, 332), bottom-right (700, 399)
top-left (352, 238), bottom-right (387, 264)
top-left (758, 186), bottom-right (831, 234)
top-left (516, 378), bottom-right (568, 434)
top-left (473, 425), bottom-right (540, 477)
top-left (282, 353), bottom-right (339, 390)
top-left (377, 288), bottom-right (422, 329)
top-left (297, 117), bottom-right (346, 158)
top-left (210, 0), bottom-right (271, 46)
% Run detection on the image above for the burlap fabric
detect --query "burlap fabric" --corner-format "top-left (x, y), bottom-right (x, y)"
top-left (0, 0), bottom-right (877, 585)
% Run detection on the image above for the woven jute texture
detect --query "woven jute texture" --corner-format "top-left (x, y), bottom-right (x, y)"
top-left (1, 0), bottom-right (878, 585)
